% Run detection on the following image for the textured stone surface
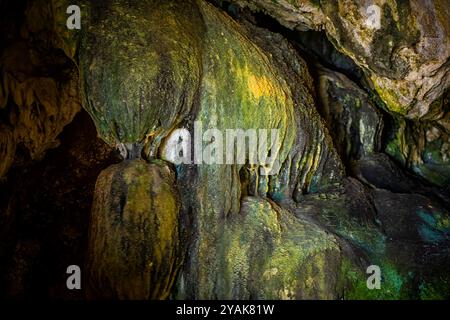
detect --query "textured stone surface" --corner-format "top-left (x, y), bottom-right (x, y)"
top-left (0, 124), bottom-right (15, 179)
top-left (231, 0), bottom-right (450, 119)
top-left (87, 160), bottom-right (181, 299)
top-left (0, 0), bottom-right (81, 178)
top-left (317, 65), bottom-right (383, 163)
top-left (373, 189), bottom-right (450, 299)
top-left (229, 0), bottom-right (450, 187)
top-left (215, 197), bottom-right (343, 299)
top-left (174, 1), bottom-right (344, 299)
top-left (385, 113), bottom-right (450, 188)
top-left (77, 0), bottom-right (204, 155)
top-left (0, 0), bottom-right (449, 300)
top-left (291, 177), bottom-right (450, 299)
top-left (53, 0), bottom-right (346, 299)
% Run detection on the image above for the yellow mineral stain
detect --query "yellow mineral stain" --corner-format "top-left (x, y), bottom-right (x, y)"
top-left (247, 74), bottom-right (273, 100)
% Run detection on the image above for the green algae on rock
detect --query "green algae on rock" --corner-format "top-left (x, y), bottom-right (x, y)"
top-left (217, 197), bottom-right (344, 299)
top-left (317, 65), bottom-right (383, 163)
top-left (175, 1), bottom-right (345, 299)
top-left (86, 160), bottom-right (181, 299)
top-left (384, 115), bottom-right (450, 188)
top-left (231, 0), bottom-right (450, 119)
top-left (77, 0), bottom-right (204, 156)
top-left (1, 0), bottom-right (447, 300)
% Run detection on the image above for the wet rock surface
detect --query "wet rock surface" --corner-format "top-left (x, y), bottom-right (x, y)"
top-left (231, 0), bottom-right (450, 119)
top-left (0, 0), bottom-right (448, 299)
top-left (87, 159), bottom-right (182, 299)
top-left (316, 65), bottom-right (383, 164)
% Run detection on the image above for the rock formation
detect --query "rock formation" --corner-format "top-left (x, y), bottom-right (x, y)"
top-left (0, 0), bottom-right (448, 299)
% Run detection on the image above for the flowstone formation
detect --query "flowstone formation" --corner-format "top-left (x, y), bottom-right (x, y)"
top-left (231, 0), bottom-right (449, 119)
top-left (230, 0), bottom-right (450, 188)
top-left (69, 0), bottom-right (346, 299)
top-left (87, 160), bottom-right (181, 299)
top-left (0, 0), bottom-right (449, 299)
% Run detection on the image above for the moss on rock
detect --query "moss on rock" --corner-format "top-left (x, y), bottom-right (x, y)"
top-left (86, 159), bottom-right (181, 299)
top-left (78, 0), bottom-right (204, 150)
top-left (216, 197), bottom-right (344, 299)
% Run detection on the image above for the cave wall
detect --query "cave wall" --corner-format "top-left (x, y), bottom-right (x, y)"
top-left (0, 0), bottom-right (449, 299)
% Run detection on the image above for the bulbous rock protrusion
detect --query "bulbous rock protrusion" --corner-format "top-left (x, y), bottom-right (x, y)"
top-left (78, 0), bottom-right (204, 149)
top-left (86, 159), bottom-right (181, 299)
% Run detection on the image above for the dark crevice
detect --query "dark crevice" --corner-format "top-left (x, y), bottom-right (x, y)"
top-left (209, 1), bottom-right (364, 87)
top-left (211, 2), bottom-right (449, 198)
top-left (0, 110), bottom-right (120, 298)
